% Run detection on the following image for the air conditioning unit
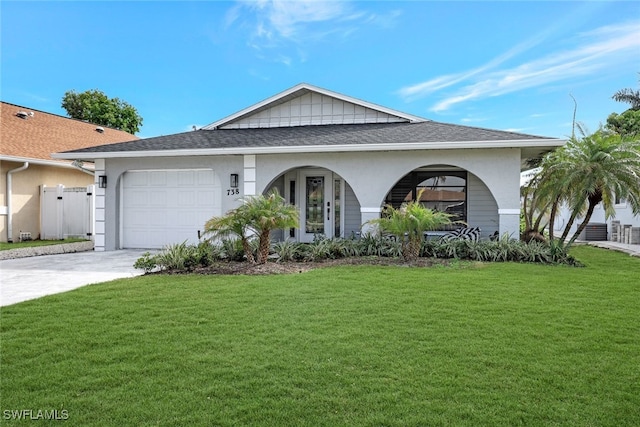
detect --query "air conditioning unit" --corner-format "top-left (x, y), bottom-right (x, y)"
top-left (578, 223), bottom-right (607, 241)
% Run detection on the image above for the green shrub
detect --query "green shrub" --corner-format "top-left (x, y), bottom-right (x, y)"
top-left (273, 240), bottom-right (304, 262)
top-left (220, 238), bottom-right (248, 262)
top-left (355, 233), bottom-right (402, 258)
top-left (133, 252), bottom-right (160, 273)
top-left (155, 241), bottom-right (198, 271)
top-left (134, 241), bottom-right (223, 273)
top-left (137, 233), bottom-right (581, 274)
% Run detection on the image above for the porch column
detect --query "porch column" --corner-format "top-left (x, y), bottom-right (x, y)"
top-left (360, 207), bottom-right (382, 235)
top-left (94, 159), bottom-right (106, 251)
top-left (498, 208), bottom-right (520, 239)
top-left (243, 155), bottom-right (256, 196)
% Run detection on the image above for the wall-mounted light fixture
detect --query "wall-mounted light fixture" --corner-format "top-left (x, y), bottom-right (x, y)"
top-left (230, 173), bottom-right (239, 188)
top-left (98, 175), bottom-right (107, 189)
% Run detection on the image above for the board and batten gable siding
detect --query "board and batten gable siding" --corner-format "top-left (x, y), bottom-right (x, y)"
top-left (220, 92), bottom-right (408, 129)
top-left (466, 173), bottom-right (499, 239)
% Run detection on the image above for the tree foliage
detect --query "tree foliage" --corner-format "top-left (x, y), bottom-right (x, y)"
top-left (612, 87), bottom-right (640, 110)
top-left (204, 190), bottom-right (299, 264)
top-left (606, 77), bottom-right (640, 137)
top-left (606, 108), bottom-right (640, 137)
top-left (61, 89), bottom-right (143, 134)
top-left (522, 128), bottom-right (640, 250)
top-left (367, 193), bottom-right (455, 260)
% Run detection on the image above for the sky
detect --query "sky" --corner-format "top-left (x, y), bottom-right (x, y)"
top-left (1, 1), bottom-right (639, 140)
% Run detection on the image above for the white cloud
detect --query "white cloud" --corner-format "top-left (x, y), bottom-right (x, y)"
top-left (397, 22), bottom-right (557, 101)
top-left (399, 20), bottom-right (640, 113)
top-left (460, 117), bottom-right (488, 123)
top-left (231, 0), bottom-right (402, 55)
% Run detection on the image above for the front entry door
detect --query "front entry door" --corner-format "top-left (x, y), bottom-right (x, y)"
top-left (300, 170), bottom-right (333, 243)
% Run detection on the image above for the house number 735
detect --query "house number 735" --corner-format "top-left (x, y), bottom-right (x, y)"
top-left (227, 189), bottom-right (240, 196)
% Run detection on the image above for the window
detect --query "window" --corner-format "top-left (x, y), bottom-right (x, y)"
top-left (385, 171), bottom-right (467, 223)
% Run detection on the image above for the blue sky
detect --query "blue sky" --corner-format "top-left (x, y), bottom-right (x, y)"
top-left (2, 1), bottom-right (639, 139)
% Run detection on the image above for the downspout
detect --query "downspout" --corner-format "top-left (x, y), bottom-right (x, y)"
top-left (71, 160), bottom-right (95, 177)
top-left (6, 162), bottom-right (29, 243)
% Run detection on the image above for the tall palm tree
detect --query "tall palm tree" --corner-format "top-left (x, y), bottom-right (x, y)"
top-left (369, 192), bottom-right (454, 260)
top-left (544, 130), bottom-right (640, 249)
top-left (241, 190), bottom-right (299, 264)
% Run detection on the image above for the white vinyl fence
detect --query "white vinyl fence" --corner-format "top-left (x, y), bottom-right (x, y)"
top-left (40, 185), bottom-right (94, 240)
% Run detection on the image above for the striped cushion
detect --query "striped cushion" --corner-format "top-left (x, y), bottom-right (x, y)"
top-left (441, 227), bottom-right (481, 242)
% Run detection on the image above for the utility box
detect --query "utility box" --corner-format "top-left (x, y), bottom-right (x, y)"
top-left (578, 222), bottom-right (608, 241)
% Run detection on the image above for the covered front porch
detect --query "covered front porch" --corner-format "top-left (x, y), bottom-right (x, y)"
top-left (255, 149), bottom-right (517, 242)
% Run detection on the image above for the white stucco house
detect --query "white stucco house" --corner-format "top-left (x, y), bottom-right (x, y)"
top-left (54, 83), bottom-right (565, 251)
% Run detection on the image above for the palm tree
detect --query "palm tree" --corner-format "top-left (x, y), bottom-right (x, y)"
top-left (533, 129), bottom-right (640, 249)
top-left (204, 190), bottom-right (299, 264)
top-left (369, 193), bottom-right (454, 260)
top-left (204, 206), bottom-right (256, 263)
top-left (607, 77), bottom-right (640, 136)
top-left (241, 190), bottom-right (299, 264)
top-left (612, 87), bottom-right (640, 110)
top-left (562, 131), bottom-right (640, 248)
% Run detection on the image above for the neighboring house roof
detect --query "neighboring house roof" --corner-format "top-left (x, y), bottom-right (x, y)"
top-left (1, 101), bottom-right (138, 167)
top-left (53, 83), bottom-right (564, 166)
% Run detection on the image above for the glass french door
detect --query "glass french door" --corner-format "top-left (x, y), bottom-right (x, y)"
top-left (299, 170), bottom-right (340, 242)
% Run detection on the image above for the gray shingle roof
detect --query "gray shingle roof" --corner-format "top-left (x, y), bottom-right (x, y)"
top-left (61, 121), bottom-right (555, 154)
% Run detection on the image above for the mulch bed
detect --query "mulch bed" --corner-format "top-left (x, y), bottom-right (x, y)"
top-left (157, 257), bottom-right (454, 276)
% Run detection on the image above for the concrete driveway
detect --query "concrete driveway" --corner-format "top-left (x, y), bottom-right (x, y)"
top-left (0, 250), bottom-right (149, 307)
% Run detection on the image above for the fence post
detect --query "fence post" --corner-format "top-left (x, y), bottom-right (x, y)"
top-left (87, 185), bottom-right (95, 241)
top-left (56, 185), bottom-right (64, 239)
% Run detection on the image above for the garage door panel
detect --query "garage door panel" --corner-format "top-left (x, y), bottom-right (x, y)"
top-left (149, 211), bottom-right (167, 226)
top-left (198, 190), bottom-right (219, 208)
top-left (124, 190), bottom-right (149, 206)
top-left (178, 171), bottom-right (197, 186)
top-left (127, 172), bottom-right (149, 186)
top-left (178, 191), bottom-right (197, 207)
top-left (148, 190), bottom-right (168, 207)
top-left (122, 170), bottom-right (221, 249)
top-left (149, 171), bottom-right (167, 186)
top-left (127, 210), bottom-right (150, 226)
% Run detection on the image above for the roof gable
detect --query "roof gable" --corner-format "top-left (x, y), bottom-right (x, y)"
top-left (203, 83), bottom-right (426, 130)
top-left (1, 101), bottom-right (139, 163)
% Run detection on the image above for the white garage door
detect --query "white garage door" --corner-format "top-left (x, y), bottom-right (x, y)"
top-left (122, 169), bottom-right (222, 249)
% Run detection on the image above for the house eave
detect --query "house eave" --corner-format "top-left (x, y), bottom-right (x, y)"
top-left (1, 154), bottom-right (95, 170)
top-left (52, 138), bottom-right (565, 161)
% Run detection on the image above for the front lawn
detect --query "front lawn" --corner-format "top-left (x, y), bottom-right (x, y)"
top-left (0, 238), bottom-right (87, 251)
top-left (1, 246), bottom-right (639, 426)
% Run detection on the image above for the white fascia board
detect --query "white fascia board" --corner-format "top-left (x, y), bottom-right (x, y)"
top-left (1, 155), bottom-right (95, 170)
top-left (52, 139), bottom-right (565, 160)
top-left (203, 83), bottom-right (427, 129)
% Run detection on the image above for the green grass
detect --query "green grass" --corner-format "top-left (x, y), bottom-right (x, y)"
top-left (1, 246), bottom-right (639, 426)
top-left (0, 238), bottom-right (87, 251)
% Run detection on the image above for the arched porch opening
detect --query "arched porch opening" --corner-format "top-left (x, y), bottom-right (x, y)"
top-left (382, 165), bottom-right (499, 239)
top-left (262, 166), bottom-right (362, 242)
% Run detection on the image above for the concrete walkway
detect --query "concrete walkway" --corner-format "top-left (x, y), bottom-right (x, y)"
top-left (0, 250), bottom-right (148, 307)
top-left (586, 241), bottom-right (640, 257)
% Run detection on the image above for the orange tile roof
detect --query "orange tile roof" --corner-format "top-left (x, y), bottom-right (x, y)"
top-left (1, 101), bottom-right (139, 162)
